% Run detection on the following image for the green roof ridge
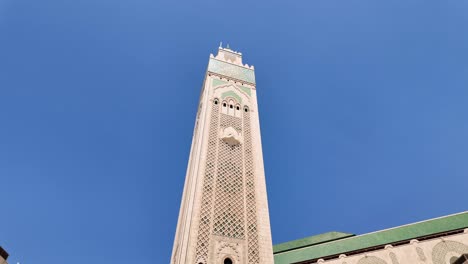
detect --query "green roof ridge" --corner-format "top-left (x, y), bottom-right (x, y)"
top-left (273, 231), bottom-right (355, 253)
top-left (274, 211), bottom-right (468, 264)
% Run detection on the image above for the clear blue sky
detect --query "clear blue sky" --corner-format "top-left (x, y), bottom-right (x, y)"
top-left (1, 1), bottom-right (467, 263)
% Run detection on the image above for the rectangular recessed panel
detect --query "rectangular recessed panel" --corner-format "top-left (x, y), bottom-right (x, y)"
top-left (208, 58), bottom-right (256, 84)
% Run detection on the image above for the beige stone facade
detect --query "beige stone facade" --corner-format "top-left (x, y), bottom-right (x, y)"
top-left (171, 47), bottom-right (274, 264)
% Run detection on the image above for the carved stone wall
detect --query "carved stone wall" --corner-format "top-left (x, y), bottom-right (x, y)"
top-left (171, 48), bottom-right (273, 264)
top-left (312, 229), bottom-right (468, 264)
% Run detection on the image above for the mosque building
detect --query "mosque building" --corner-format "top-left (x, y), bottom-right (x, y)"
top-left (170, 46), bottom-right (468, 264)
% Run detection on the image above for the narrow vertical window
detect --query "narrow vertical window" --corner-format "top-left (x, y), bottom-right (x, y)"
top-left (222, 101), bottom-right (228, 114)
top-left (228, 99), bottom-right (235, 116)
top-left (235, 104), bottom-right (241, 118)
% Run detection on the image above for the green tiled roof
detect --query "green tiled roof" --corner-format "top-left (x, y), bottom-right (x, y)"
top-left (207, 58), bottom-right (256, 84)
top-left (274, 211), bottom-right (468, 264)
top-left (274, 232), bottom-right (355, 254)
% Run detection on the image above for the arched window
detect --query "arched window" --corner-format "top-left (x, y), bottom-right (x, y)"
top-left (235, 104), bottom-right (241, 118)
top-left (244, 106), bottom-right (249, 113)
top-left (214, 98), bottom-right (219, 105)
top-left (228, 99), bottom-right (235, 116)
top-left (224, 258), bottom-right (233, 264)
top-left (222, 101), bottom-right (228, 114)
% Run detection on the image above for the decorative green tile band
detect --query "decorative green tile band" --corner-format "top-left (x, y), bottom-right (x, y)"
top-left (240, 85), bottom-right (251, 96)
top-left (212, 79), bottom-right (229, 87)
top-left (212, 78), bottom-right (252, 98)
top-left (222, 90), bottom-right (242, 104)
top-left (274, 211), bottom-right (468, 264)
top-left (208, 58), bottom-right (256, 84)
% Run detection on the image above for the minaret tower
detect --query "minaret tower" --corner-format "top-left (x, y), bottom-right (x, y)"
top-left (171, 46), bottom-right (274, 264)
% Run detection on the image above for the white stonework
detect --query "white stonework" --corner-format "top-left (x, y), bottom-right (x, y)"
top-left (171, 47), bottom-right (274, 264)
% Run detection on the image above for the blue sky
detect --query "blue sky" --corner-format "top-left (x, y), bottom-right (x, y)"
top-left (1, 0), bottom-right (468, 263)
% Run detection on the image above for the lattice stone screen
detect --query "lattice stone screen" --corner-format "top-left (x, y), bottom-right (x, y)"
top-left (172, 48), bottom-right (273, 264)
top-left (194, 98), bottom-right (261, 264)
top-left (195, 101), bottom-right (220, 263)
top-left (213, 113), bottom-right (245, 239)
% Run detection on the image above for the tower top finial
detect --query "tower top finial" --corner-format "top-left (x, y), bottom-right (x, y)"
top-left (226, 43), bottom-right (230, 49)
top-left (219, 41), bottom-right (222, 48)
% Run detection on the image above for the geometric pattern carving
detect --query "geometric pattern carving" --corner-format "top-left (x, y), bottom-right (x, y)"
top-left (244, 109), bottom-right (261, 264)
top-left (194, 97), bottom-right (262, 264)
top-left (216, 242), bottom-right (241, 262)
top-left (432, 240), bottom-right (468, 264)
top-left (213, 113), bottom-right (245, 239)
top-left (221, 108), bottom-right (243, 131)
top-left (195, 101), bottom-right (220, 263)
top-left (171, 49), bottom-right (273, 264)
